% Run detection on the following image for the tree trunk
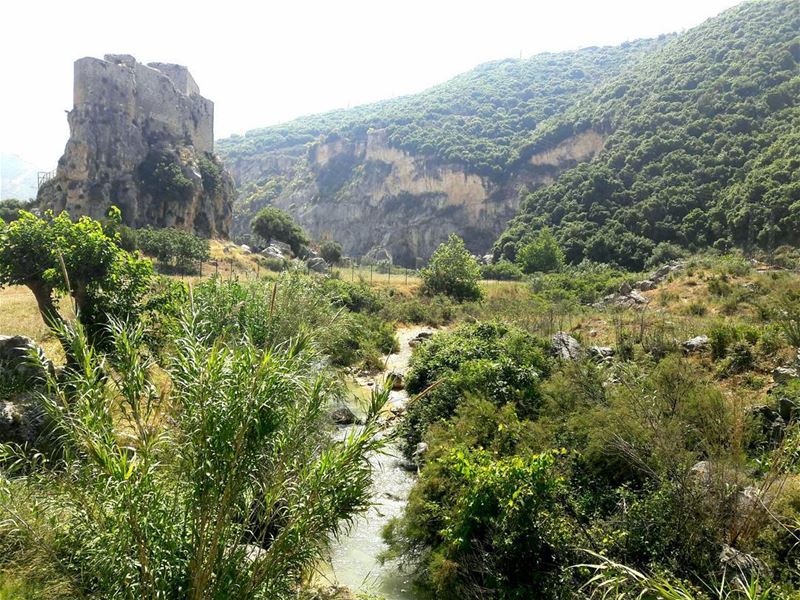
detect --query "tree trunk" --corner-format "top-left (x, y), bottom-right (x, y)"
top-left (27, 281), bottom-right (63, 331)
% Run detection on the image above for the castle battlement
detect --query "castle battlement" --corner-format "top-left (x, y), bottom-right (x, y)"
top-left (73, 54), bottom-right (213, 153)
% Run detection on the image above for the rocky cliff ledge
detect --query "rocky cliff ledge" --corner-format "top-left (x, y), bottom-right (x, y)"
top-left (223, 129), bottom-right (605, 266)
top-left (39, 54), bottom-right (234, 237)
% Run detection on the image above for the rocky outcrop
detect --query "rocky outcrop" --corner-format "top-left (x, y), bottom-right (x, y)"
top-left (0, 335), bottom-right (51, 445)
top-left (39, 54), bottom-right (234, 237)
top-left (222, 129), bottom-right (606, 266)
top-left (550, 332), bottom-right (582, 360)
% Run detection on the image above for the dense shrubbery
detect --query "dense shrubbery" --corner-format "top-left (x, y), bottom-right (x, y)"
top-left (420, 234), bottom-right (483, 301)
top-left (480, 259), bottom-right (523, 281)
top-left (137, 150), bottom-right (193, 202)
top-left (0, 315), bottom-right (387, 599)
top-left (0, 199), bottom-right (37, 223)
top-left (135, 226), bottom-right (210, 273)
top-left (388, 344), bottom-right (797, 598)
top-left (190, 273), bottom-right (396, 368)
top-left (496, 0), bottom-right (800, 268)
top-left (401, 322), bottom-right (550, 454)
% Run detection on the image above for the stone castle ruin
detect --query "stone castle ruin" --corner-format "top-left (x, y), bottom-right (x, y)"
top-left (39, 54), bottom-right (233, 237)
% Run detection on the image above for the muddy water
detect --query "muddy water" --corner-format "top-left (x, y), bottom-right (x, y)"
top-left (324, 326), bottom-right (435, 600)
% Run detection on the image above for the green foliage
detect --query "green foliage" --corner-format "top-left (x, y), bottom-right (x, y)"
top-left (251, 206), bottom-right (309, 255)
top-left (420, 234), bottom-right (483, 301)
top-left (218, 40), bottom-right (663, 178)
top-left (528, 261), bottom-right (630, 305)
top-left (718, 341), bottom-right (755, 376)
top-left (319, 240), bottom-right (343, 265)
top-left (190, 273), bottom-right (395, 367)
top-left (136, 227), bottom-right (210, 273)
top-left (516, 228), bottom-right (565, 274)
top-left (646, 243), bottom-right (688, 269)
top-left (0, 317), bottom-right (387, 599)
top-left (0, 210), bottom-right (153, 346)
top-left (138, 150), bottom-right (193, 202)
top-left (496, 0), bottom-right (800, 267)
top-left (197, 154), bottom-right (225, 196)
top-left (321, 278), bottom-right (384, 314)
top-left (0, 198), bottom-right (36, 223)
top-left (480, 259), bottom-right (523, 281)
top-left (401, 322), bottom-right (549, 453)
top-left (391, 448), bottom-right (574, 599)
top-left (776, 292), bottom-right (800, 347)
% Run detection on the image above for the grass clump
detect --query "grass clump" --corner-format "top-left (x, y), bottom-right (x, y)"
top-left (0, 316), bottom-right (388, 600)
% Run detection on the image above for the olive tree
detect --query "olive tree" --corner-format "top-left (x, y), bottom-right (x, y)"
top-left (251, 206), bottom-right (309, 256)
top-left (0, 209), bottom-right (153, 344)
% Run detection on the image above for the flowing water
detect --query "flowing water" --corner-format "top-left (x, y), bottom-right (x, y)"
top-left (323, 326), bottom-right (435, 600)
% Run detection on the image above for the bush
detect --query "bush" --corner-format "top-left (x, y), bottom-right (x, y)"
top-left (384, 448), bottom-right (576, 599)
top-left (645, 242), bottom-right (687, 269)
top-left (319, 240), bottom-right (343, 265)
top-left (708, 322), bottom-right (739, 360)
top-left (138, 150), bottom-right (193, 202)
top-left (190, 273), bottom-right (395, 368)
top-left (685, 301), bottom-right (708, 316)
top-left (516, 228), bottom-right (565, 274)
top-left (717, 341), bottom-right (755, 376)
top-left (0, 317), bottom-right (387, 599)
top-left (136, 227), bottom-right (209, 273)
top-left (420, 234), bottom-right (483, 301)
top-left (322, 278), bottom-right (384, 313)
top-left (480, 259), bottom-right (523, 281)
top-left (401, 322), bottom-right (549, 453)
top-left (197, 154), bottom-right (225, 195)
top-left (251, 206), bottom-right (309, 256)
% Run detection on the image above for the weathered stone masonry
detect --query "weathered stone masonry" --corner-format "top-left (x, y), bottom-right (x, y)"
top-left (39, 54), bottom-right (233, 237)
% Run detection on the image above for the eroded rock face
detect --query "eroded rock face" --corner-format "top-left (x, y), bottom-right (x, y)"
top-left (39, 54), bottom-right (234, 237)
top-left (222, 129), bottom-right (606, 266)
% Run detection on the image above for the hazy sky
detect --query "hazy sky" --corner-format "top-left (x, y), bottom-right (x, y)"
top-left (1, 0), bottom-right (742, 168)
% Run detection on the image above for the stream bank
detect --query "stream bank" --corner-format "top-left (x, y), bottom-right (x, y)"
top-left (323, 326), bottom-right (435, 600)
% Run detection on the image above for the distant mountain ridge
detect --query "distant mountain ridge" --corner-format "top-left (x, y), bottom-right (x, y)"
top-left (0, 153), bottom-right (42, 201)
top-left (217, 0), bottom-right (799, 267)
top-left (218, 40), bottom-right (663, 264)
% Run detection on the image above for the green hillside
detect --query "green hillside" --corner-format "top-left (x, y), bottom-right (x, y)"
top-left (217, 38), bottom-right (665, 177)
top-left (495, 0), bottom-right (800, 269)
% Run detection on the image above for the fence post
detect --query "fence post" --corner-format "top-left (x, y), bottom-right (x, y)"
top-left (199, 261), bottom-right (203, 277)
top-left (370, 264), bottom-right (373, 285)
top-left (388, 262), bottom-right (391, 284)
top-left (405, 268), bottom-right (408, 286)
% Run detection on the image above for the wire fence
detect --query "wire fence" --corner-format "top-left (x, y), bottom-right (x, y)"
top-left (169, 256), bottom-right (423, 288)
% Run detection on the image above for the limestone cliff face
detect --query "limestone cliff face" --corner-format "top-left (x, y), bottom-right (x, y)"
top-left (39, 54), bottom-right (234, 237)
top-left (224, 129), bottom-right (605, 266)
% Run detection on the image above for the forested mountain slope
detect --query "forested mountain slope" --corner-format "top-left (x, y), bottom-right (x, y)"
top-left (217, 41), bottom-right (663, 264)
top-left (495, 0), bottom-right (800, 269)
top-left (218, 0), bottom-right (798, 268)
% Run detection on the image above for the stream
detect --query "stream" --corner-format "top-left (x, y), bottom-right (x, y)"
top-left (323, 326), bottom-right (435, 600)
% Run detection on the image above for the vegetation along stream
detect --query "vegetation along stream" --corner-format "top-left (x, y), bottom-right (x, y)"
top-left (325, 326), bottom-right (436, 600)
